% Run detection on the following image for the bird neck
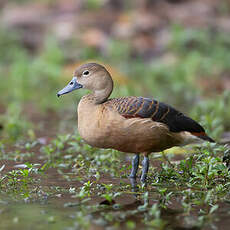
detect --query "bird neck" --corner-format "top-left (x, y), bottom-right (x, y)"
top-left (92, 81), bottom-right (113, 104)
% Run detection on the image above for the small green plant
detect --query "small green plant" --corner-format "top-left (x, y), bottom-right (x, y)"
top-left (0, 103), bottom-right (31, 142)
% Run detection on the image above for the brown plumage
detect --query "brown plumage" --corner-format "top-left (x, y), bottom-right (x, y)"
top-left (105, 96), bottom-right (214, 143)
top-left (57, 62), bottom-right (214, 185)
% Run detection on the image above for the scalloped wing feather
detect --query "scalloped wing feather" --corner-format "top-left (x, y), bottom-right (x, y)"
top-left (106, 96), bottom-right (214, 143)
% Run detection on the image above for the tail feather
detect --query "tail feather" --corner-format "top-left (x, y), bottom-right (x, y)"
top-left (191, 132), bottom-right (215, 143)
top-left (198, 135), bottom-right (215, 143)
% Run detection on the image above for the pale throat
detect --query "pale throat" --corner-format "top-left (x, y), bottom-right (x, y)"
top-left (93, 87), bottom-right (112, 104)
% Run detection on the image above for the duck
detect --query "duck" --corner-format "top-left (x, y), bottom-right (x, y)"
top-left (57, 62), bottom-right (214, 185)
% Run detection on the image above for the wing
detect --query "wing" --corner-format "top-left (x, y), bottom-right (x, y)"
top-left (108, 96), bottom-right (214, 142)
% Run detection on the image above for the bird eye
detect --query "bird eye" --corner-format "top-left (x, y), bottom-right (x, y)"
top-left (83, 70), bottom-right (89, 76)
top-left (70, 82), bottom-right (73, 85)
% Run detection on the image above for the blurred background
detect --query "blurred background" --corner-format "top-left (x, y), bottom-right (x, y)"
top-left (0, 0), bottom-right (230, 142)
top-left (1, 1), bottom-right (230, 229)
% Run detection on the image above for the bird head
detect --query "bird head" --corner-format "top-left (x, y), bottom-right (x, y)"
top-left (57, 63), bottom-right (113, 103)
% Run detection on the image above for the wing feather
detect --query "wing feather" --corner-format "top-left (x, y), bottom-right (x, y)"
top-left (106, 96), bottom-right (214, 142)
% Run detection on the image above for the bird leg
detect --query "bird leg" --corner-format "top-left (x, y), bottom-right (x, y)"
top-left (140, 155), bottom-right (149, 185)
top-left (129, 154), bottom-right (140, 192)
top-left (129, 154), bottom-right (140, 178)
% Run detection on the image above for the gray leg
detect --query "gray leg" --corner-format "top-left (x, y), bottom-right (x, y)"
top-left (140, 156), bottom-right (149, 184)
top-left (130, 177), bottom-right (138, 193)
top-left (129, 154), bottom-right (139, 193)
top-left (129, 154), bottom-right (140, 178)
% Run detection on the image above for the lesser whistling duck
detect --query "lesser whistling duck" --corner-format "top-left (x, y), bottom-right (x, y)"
top-left (57, 63), bottom-right (214, 186)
